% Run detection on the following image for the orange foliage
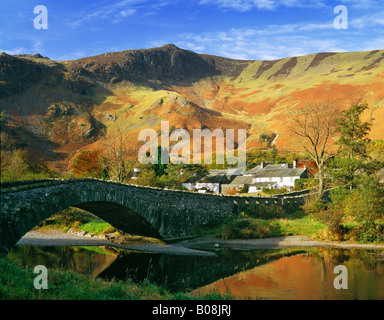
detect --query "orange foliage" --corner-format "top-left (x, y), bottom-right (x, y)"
top-left (72, 150), bottom-right (102, 178)
top-left (225, 188), bottom-right (239, 195)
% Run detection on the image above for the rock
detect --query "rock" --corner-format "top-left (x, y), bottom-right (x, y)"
top-left (67, 228), bottom-right (76, 234)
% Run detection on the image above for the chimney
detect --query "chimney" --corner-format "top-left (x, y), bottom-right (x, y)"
top-left (293, 160), bottom-right (297, 169)
top-left (261, 161), bottom-right (266, 169)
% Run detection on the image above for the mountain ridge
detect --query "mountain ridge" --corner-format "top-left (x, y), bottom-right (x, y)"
top-left (1, 45), bottom-right (383, 172)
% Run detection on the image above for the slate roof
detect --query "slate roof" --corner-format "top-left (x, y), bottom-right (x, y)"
top-left (184, 171), bottom-right (237, 184)
top-left (229, 176), bottom-right (254, 185)
top-left (244, 167), bottom-right (262, 175)
top-left (244, 163), bottom-right (291, 175)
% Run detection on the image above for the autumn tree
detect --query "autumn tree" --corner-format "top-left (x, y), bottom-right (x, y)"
top-left (101, 127), bottom-right (129, 182)
top-left (72, 150), bottom-right (102, 178)
top-left (288, 101), bottom-right (340, 197)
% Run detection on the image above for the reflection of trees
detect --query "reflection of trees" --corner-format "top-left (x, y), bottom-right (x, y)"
top-left (7, 246), bottom-right (117, 277)
top-left (308, 247), bottom-right (384, 273)
top-left (98, 248), bottom-right (309, 292)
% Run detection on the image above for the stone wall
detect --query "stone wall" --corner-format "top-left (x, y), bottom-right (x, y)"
top-left (0, 179), bottom-right (316, 253)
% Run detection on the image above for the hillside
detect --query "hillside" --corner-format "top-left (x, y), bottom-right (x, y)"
top-left (1, 45), bottom-right (383, 172)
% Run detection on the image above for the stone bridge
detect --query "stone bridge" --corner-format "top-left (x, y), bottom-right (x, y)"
top-left (0, 179), bottom-right (314, 253)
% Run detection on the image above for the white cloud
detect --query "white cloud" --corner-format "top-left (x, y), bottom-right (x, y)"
top-left (0, 47), bottom-right (29, 55)
top-left (0, 40), bottom-right (45, 56)
top-left (198, 0), bottom-right (327, 12)
top-left (65, 0), bottom-right (170, 28)
top-left (349, 10), bottom-right (384, 29)
top-left (153, 22), bottom-right (352, 60)
top-left (339, 0), bottom-right (379, 9)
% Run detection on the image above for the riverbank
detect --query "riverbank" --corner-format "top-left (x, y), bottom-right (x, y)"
top-left (16, 229), bottom-right (216, 256)
top-left (16, 229), bottom-right (384, 254)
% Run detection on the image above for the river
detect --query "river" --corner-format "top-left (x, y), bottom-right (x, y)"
top-left (6, 235), bottom-right (384, 300)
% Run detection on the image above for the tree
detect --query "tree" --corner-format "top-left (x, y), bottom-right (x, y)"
top-left (101, 127), bottom-right (129, 182)
top-left (151, 145), bottom-right (167, 177)
top-left (329, 103), bottom-right (375, 187)
top-left (163, 163), bottom-right (205, 188)
top-left (72, 150), bottom-right (102, 178)
top-left (288, 101), bottom-right (340, 197)
top-left (336, 103), bottom-right (371, 159)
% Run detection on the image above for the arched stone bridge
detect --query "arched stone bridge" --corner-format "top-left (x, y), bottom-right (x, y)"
top-left (0, 179), bottom-right (311, 253)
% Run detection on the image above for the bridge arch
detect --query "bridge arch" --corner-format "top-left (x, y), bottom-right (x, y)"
top-left (74, 201), bottom-right (162, 238)
top-left (0, 180), bottom-right (173, 253)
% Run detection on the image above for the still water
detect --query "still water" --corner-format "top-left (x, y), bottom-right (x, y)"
top-left (7, 245), bottom-right (384, 300)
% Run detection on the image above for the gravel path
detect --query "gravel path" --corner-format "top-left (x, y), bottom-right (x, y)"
top-left (180, 236), bottom-right (384, 251)
top-left (16, 230), bottom-right (384, 256)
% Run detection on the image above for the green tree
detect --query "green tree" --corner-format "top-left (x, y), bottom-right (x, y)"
top-left (329, 103), bottom-right (374, 187)
top-left (336, 102), bottom-right (371, 159)
top-left (345, 175), bottom-right (384, 225)
top-left (151, 146), bottom-right (167, 177)
top-left (163, 163), bottom-right (205, 188)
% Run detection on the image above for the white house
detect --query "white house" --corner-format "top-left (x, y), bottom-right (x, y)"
top-left (225, 161), bottom-right (307, 193)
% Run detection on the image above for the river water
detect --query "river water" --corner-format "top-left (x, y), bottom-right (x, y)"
top-left (6, 245), bottom-right (384, 300)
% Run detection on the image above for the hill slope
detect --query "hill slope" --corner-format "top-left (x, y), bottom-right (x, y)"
top-left (1, 45), bottom-right (383, 171)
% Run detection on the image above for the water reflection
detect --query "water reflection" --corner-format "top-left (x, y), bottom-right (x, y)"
top-left (7, 246), bottom-right (118, 278)
top-left (194, 252), bottom-right (384, 300)
top-left (7, 245), bottom-right (384, 300)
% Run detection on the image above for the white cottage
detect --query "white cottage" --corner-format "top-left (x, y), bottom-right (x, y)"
top-left (235, 161), bottom-right (307, 192)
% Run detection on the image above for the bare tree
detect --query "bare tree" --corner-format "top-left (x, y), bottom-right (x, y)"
top-left (101, 127), bottom-right (129, 182)
top-left (288, 101), bottom-right (340, 197)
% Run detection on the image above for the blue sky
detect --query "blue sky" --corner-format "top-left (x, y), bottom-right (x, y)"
top-left (1, 0), bottom-right (383, 61)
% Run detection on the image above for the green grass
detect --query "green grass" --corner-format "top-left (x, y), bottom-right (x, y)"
top-left (78, 221), bottom-right (114, 235)
top-left (0, 257), bottom-right (232, 300)
top-left (274, 215), bottom-right (327, 237)
top-left (202, 212), bottom-right (327, 240)
top-left (40, 208), bottom-right (116, 235)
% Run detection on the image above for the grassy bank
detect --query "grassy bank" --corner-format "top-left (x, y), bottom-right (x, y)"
top-left (38, 208), bottom-right (116, 236)
top-left (0, 257), bottom-right (231, 300)
top-left (201, 210), bottom-right (328, 241)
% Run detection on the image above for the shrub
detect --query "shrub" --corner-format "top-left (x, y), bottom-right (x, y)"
top-left (245, 203), bottom-right (287, 219)
top-left (218, 218), bottom-right (278, 240)
top-left (347, 223), bottom-right (384, 243)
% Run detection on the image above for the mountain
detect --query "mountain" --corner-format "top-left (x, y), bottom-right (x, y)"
top-left (1, 45), bottom-right (383, 172)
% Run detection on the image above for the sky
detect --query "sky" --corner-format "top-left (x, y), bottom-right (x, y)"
top-left (0, 0), bottom-right (383, 61)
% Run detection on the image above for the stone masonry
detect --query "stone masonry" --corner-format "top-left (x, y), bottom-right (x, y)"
top-left (0, 179), bottom-right (312, 253)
